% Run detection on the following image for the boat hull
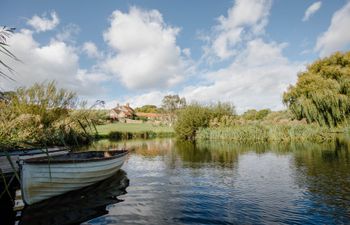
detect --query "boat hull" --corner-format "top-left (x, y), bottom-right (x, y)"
top-left (21, 152), bottom-right (127, 205)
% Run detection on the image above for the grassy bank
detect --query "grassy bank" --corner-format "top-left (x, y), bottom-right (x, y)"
top-left (173, 103), bottom-right (346, 142)
top-left (96, 123), bottom-right (174, 140)
top-left (196, 124), bottom-right (340, 143)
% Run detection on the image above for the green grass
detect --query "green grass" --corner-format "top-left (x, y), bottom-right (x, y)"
top-left (96, 122), bottom-right (174, 139)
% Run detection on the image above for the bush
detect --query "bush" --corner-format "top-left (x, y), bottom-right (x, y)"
top-left (242, 109), bottom-right (271, 121)
top-left (174, 102), bottom-right (235, 140)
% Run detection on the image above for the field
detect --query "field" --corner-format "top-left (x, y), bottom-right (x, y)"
top-left (96, 122), bottom-right (174, 139)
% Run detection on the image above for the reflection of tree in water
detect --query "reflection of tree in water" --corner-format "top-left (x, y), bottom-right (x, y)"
top-left (77, 138), bottom-right (175, 157)
top-left (291, 138), bottom-right (350, 222)
top-left (175, 140), bottom-right (239, 167)
top-left (175, 139), bottom-right (349, 167)
top-left (175, 141), bottom-right (264, 167)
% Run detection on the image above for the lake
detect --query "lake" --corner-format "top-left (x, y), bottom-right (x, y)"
top-left (5, 138), bottom-right (350, 224)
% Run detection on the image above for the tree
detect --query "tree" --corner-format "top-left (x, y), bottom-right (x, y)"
top-left (135, 105), bottom-right (160, 113)
top-left (161, 95), bottom-right (186, 113)
top-left (174, 103), bottom-right (212, 140)
top-left (283, 51), bottom-right (350, 127)
top-left (174, 102), bottom-right (235, 140)
top-left (242, 109), bottom-right (271, 121)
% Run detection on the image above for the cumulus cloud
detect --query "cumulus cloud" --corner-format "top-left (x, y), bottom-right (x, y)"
top-left (0, 29), bottom-right (109, 96)
top-left (182, 39), bottom-right (304, 113)
top-left (105, 91), bottom-right (167, 109)
top-left (83, 41), bottom-right (102, 59)
top-left (27, 11), bottom-right (60, 32)
top-left (102, 7), bottom-right (187, 90)
top-left (210, 0), bottom-right (272, 59)
top-left (182, 0), bottom-right (305, 112)
top-left (315, 2), bottom-right (350, 57)
top-left (55, 24), bottom-right (80, 43)
top-left (302, 1), bottom-right (322, 21)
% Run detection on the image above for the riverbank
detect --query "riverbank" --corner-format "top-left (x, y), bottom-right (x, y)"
top-left (196, 124), bottom-right (342, 143)
top-left (96, 123), bottom-right (175, 139)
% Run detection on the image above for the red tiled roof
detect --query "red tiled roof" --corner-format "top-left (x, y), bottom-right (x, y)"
top-left (136, 112), bottom-right (162, 118)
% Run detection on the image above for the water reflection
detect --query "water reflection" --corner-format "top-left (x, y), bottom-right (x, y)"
top-left (63, 138), bottom-right (350, 224)
top-left (292, 139), bottom-right (350, 224)
top-left (19, 170), bottom-right (129, 225)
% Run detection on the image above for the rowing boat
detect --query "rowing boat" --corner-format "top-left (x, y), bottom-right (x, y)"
top-left (20, 150), bottom-right (128, 205)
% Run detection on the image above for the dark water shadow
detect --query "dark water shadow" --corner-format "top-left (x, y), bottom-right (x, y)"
top-left (19, 170), bottom-right (129, 225)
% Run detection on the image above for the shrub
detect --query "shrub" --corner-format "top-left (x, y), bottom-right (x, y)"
top-left (242, 109), bottom-right (271, 121)
top-left (174, 102), bottom-right (235, 140)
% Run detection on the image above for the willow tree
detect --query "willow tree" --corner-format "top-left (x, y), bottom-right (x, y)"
top-left (283, 51), bottom-right (350, 127)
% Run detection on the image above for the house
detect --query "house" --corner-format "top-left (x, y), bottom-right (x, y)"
top-left (135, 112), bottom-right (163, 121)
top-left (135, 112), bottom-right (173, 125)
top-left (109, 103), bottom-right (135, 122)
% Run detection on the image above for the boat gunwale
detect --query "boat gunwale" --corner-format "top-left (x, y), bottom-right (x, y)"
top-left (23, 150), bottom-right (128, 164)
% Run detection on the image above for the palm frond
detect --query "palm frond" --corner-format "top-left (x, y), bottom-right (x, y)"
top-left (0, 26), bottom-right (18, 81)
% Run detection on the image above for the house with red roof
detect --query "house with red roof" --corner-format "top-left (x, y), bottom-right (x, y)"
top-left (109, 103), bottom-right (135, 122)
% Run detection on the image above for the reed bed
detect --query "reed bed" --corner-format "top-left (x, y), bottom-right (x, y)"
top-left (0, 82), bottom-right (98, 150)
top-left (196, 124), bottom-right (338, 143)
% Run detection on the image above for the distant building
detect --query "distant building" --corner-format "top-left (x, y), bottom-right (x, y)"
top-left (109, 103), bottom-right (135, 122)
top-left (135, 112), bottom-right (163, 121)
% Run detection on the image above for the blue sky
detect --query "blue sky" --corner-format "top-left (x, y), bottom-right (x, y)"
top-left (1, 0), bottom-right (350, 112)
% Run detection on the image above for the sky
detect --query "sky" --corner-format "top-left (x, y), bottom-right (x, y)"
top-left (1, 0), bottom-right (350, 113)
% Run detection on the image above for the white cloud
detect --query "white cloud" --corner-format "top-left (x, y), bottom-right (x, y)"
top-left (303, 1), bottom-right (322, 21)
top-left (102, 7), bottom-right (187, 90)
top-left (124, 91), bottom-right (166, 107)
top-left (27, 11), bottom-right (60, 32)
top-left (210, 0), bottom-right (272, 59)
top-left (55, 24), bottom-right (80, 43)
top-left (182, 39), bottom-right (304, 113)
top-left (83, 41), bottom-right (102, 59)
top-left (105, 91), bottom-right (167, 109)
top-left (182, 48), bottom-right (191, 57)
top-left (315, 2), bottom-right (350, 57)
top-left (182, 0), bottom-right (304, 112)
top-left (0, 29), bottom-right (109, 96)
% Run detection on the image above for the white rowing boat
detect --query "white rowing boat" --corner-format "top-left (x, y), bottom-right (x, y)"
top-left (20, 150), bottom-right (128, 205)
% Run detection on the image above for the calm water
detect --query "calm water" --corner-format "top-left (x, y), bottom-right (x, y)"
top-left (19, 138), bottom-right (350, 224)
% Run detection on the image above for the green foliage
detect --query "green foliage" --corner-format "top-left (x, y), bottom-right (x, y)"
top-left (209, 102), bottom-right (236, 118)
top-left (197, 124), bottom-right (337, 143)
top-left (135, 105), bottom-right (161, 113)
top-left (174, 103), bottom-right (235, 140)
top-left (242, 109), bottom-right (271, 120)
top-left (88, 109), bottom-right (109, 125)
top-left (262, 110), bottom-right (294, 124)
top-left (0, 82), bottom-right (96, 149)
top-left (283, 51), bottom-right (350, 127)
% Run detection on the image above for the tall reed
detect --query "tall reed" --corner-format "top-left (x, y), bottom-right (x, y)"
top-left (0, 82), bottom-right (96, 149)
top-left (197, 124), bottom-right (337, 143)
